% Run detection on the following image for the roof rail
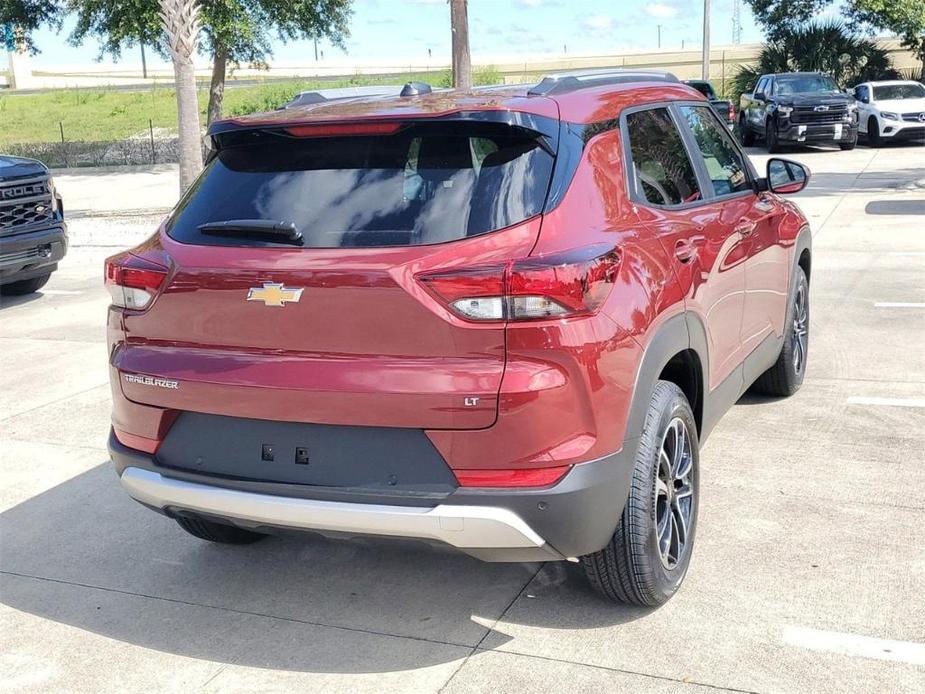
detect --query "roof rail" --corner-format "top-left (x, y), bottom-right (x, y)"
top-left (528, 69), bottom-right (680, 96)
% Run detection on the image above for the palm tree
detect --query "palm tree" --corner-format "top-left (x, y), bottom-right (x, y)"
top-left (160, 0), bottom-right (203, 193)
top-left (730, 20), bottom-right (894, 104)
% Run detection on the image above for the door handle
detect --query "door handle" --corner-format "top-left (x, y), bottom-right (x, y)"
top-left (674, 238), bottom-right (699, 263)
top-left (735, 221), bottom-right (756, 236)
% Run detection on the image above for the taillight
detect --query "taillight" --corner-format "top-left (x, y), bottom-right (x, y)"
top-left (105, 252), bottom-right (169, 309)
top-left (727, 102), bottom-right (735, 122)
top-left (418, 246), bottom-right (620, 322)
top-left (454, 466), bottom-right (571, 488)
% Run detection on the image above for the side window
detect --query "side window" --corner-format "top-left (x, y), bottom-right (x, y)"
top-left (766, 78), bottom-right (775, 96)
top-left (755, 77), bottom-right (768, 96)
top-left (859, 85), bottom-right (869, 102)
top-left (625, 108), bottom-right (702, 207)
top-left (679, 105), bottom-right (751, 197)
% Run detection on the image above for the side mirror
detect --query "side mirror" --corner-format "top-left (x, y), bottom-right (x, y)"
top-left (766, 158), bottom-right (810, 194)
top-left (754, 91), bottom-right (767, 101)
top-left (861, 95), bottom-right (870, 104)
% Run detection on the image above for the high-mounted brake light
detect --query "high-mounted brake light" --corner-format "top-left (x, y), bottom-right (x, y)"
top-left (418, 246), bottom-right (620, 322)
top-left (727, 101), bottom-right (735, 123)
top-left (284, 122), bottom-right (404, 138)
top-left (105, 252), bottom-right (169, 310)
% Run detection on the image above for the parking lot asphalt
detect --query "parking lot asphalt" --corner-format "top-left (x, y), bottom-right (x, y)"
top-left (1, 144), bottom-right (924, 693)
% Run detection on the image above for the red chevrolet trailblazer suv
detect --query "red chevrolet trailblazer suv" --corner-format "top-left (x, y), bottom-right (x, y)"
top-left (106, 71), bottom-right (812, 605)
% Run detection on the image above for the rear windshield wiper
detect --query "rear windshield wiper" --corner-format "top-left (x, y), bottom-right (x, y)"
top-left (198, 219), bottom-right (303, 245)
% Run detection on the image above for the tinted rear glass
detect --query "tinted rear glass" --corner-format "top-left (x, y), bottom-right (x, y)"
top-left (167, 123), bottom-right (554, 248)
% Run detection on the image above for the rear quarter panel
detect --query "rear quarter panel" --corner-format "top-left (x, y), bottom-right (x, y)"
top-left (428, 128), bottom-right (682, 468)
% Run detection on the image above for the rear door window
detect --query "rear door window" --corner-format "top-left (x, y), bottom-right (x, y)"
top-left (625, 107), bottom-right (702, 207)
top-left (167, 123), bottom-right (553, 248)
top-left (679, 105), bottom-right (751, 197)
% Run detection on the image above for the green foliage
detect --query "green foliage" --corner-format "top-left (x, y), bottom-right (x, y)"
top-left (66, 1), bottom-right (353, 65)
top-left (0, 1), bottom-right (63, 53)
top-left (849, 0), bottom-right (925, 62)
top-left (473, 65), bottom-right (503, 86)
top-left (729, 20), bottom-right (895, 105)
top-left (743, 0), bottom-right (831, 41)
top-left (745, 0), bottom-right (925, 64)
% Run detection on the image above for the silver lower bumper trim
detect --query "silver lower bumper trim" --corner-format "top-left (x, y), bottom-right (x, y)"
top-left (119, 467), bottom-right (546, 550)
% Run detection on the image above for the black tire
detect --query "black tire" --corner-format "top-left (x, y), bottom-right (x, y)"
top-left (175, 515), bottom-right (268, 544)
top-left (765, 119), bottom-right (781, 153)
top-left (839, 138), bottom-right (857, 151)
top-left (0, 273), bottom-right (51, 296)
top-left (752, 266), bottom-right (809, 396)
top-left (739, 115), bottom-right (754, 146)
top-left (581, 381), bottom-right (699, 606)
top-left (867, 117), bottom-right (881, 148)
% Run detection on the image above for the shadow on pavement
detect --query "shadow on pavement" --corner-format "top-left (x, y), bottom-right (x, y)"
top-left (864, 199), bottom-right (925, 215)
top-left (0, 461), bottom-right (650, 674)
top-left (0, 292), bottom-right (43, 310)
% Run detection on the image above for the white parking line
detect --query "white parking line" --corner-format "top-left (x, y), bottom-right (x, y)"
top-left (847, 396), bottom-right (925, 408)
top-left (783, 626), bottom-right (925, 666)
top-left (40, 290), bottom-right (83, 296)
top-left (874, 302), bottom-right (925, 308)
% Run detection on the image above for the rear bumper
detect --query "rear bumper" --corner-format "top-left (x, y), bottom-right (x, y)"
top-left (0, 224), bottom-right (68, 284)
top-left (109, 430), bottom-right (635, 562)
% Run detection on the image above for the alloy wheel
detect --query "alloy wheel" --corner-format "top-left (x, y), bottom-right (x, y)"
top-left (791, 283), bottom-right (808, 375)
top-left (655, 418), bottom-right (694, 570)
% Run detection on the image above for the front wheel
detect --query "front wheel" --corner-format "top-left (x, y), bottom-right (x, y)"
top-left (765, 120), bottom-right (781, 153)
top-left (581, 381), bottom-right (699, 606)
top-left (752, 266), bottom-right (809, 396)
top-left (867, 117), bottom-right (881, 147)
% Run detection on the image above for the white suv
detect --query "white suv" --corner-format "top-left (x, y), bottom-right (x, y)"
top-left (852, 80), bottom-right (925, 146)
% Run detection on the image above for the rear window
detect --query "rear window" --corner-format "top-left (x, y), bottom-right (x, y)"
top-left (167, 123), bottom-right (554, 248)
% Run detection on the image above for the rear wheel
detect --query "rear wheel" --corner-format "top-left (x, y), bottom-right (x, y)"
top-left (765, 119), bottom-right (781, 153)
top-left (753, 266), bottom-right (809, 396)
top-left (175, 516), bottom-right (268, 544)
top-left (867, 117), bottom-right (881, 147)
top-left (739, 115), bottom-right (755, 146)
top-left (581, 381), bottom-right (699, 606)
top-left (0, 273), bottom-right (51, 296)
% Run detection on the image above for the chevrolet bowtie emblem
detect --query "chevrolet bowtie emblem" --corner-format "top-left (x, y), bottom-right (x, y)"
top-left (246, 282), bottom-right (303, 307)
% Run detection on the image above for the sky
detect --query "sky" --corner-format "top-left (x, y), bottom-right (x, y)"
top-left (24, 0), bottom-right (767, 69)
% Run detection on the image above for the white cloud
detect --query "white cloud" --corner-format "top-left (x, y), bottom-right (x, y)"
top-left (582, 14), bottom-right (614, 32)
top-left (645, 3), bottom-right (679, 19)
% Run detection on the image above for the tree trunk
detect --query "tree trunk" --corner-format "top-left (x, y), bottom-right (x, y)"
top-left (207, 46), bottom-right (227, 125)
top-left (174, 55), bottom-right (203, 193)
top-left (450, 0), bottom-right (471, 90)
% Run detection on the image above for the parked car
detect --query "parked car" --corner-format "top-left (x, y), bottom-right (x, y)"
top-left (739, 72), bottom-right (858, 152)
top-left (0, 155), bottom-right (67, 295)
top-left (851, 80), bottom-right (925, 147)
top-left (106, 70), bottom-right (812, 606)
top-left (683, 79), bottom-right (735, 129)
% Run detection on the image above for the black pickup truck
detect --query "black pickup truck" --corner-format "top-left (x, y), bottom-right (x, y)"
top-left (738, 72), bottom-right (858, 152)
top-left (0, 155), bottom-right (67, 295)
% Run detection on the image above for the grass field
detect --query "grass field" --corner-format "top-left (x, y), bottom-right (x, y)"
top-left (0, 67), bottom-right (503, 147)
